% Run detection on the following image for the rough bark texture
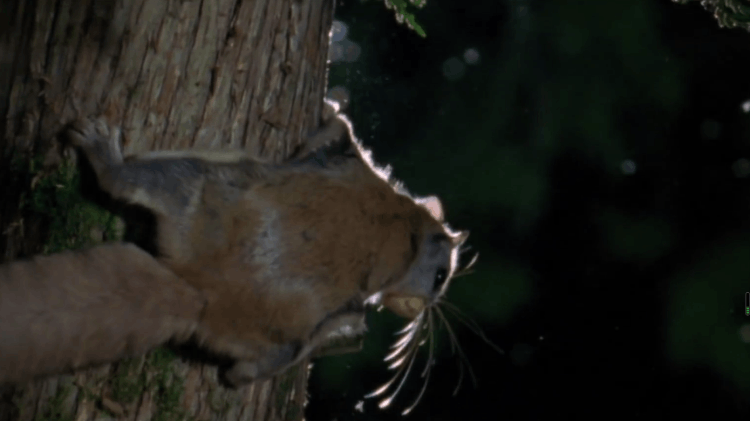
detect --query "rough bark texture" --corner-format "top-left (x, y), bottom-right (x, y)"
top-left (0, 0), bottom-right (334, 420)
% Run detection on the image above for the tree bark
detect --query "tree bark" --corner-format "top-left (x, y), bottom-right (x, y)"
top-left (0, 0), bottom-right (334, 420)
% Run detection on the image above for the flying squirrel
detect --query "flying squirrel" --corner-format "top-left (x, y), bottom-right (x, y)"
top-left (0, 100), bottom-right (480, 413)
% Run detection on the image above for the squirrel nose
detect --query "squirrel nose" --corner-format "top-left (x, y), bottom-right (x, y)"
top-left (383, 294), bottom-right (425, 319)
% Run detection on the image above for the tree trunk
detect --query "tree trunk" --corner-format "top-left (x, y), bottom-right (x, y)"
top-left (0, 0), bottom-right (334, 420)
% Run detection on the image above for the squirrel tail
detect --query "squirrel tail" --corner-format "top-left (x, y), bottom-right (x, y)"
top-left (0, 243), bottom-right (204, 385)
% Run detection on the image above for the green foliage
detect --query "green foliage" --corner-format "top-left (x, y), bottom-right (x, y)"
top-left (384, 0), bottom-right (683, 232)
top-left (674, 0), bottom-right (750, 31)
top-left (34, 383), bottom-right (73, 421)
top-left (17, 155), bottom-right (119, 254)
top-left (382, 0), bottom-right (427, 37)
top-left (109, 348), bottom-right (186, 421)
top-left (112, 357), bottom-right (147, 404)
top-left (146, 349), bottom-right (186, 421)
top-left (274, 366), bottom-right (301, 419)
top-left (665, 237), bottom-right (750, 393)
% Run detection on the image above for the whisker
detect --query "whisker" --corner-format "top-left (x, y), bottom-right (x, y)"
top-left (421, 310), bottom-right (436, 378)
top-left (439, 305), bottom-right (476, 344)
top-left (390, 320), bottom-right (419, 350)
top-left (440, 301), bottom-right (504, 355)
top-left (439, 301), bottom-right (484, 337)
top-left (450, 269), bottom-right (475, 279)
top-left (452, 255), bottom-right (478, 279)
top-left (388, 354), bottom-right (410, 371)
top-left (385, 339), bottom-right (412, 363)
top-left (439, 301), bottom-right (475, 323)
top-left (435, 306), bottom-right (478, 391)
top-left (466, 252), bottom-right (479, 268)
top-left (373, 247), bottom-right (483, 412)
top-left (395, 316), bottom-right (421, 335)
top-left (367, 313), bottom-right (426, 402)
top-left (365, 376), bottom-right (399, 399)
top-left (458, 245), bottom-right (473, 255)
top-left (435, 306), bottom-right (465, 395)
top-left (377, 326), bottom-right (423, 409)
top-left (435, 305), bottom-right (458, 356)
top-left (401, 311), bottom-right (437, 415)
top-left (385, 314), bottom-right (423, 364)
top-left (459, 252), bottom-right (479, 270)
top-left (366, 344), bottom-right (413, 399)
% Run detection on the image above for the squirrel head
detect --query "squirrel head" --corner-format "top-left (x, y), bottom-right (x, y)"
top-left (364, 194), bottom-right (499, 415)
top-left (305, 98), bottom-right (496, 414)
top-left (364, 194), bottom-right (492, 415)
top-left (379, 195), bottom-right (471, 319)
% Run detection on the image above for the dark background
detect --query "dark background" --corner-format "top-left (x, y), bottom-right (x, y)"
top-left (306, 0), bottom-right (750, 420)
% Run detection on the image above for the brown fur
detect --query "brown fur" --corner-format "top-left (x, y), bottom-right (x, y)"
top-left (0, 102), bottom-right (461, 386)
top-left (0, 243), bottom-right (204, 385)
top-left (174, 168), bottom-right (432, 356)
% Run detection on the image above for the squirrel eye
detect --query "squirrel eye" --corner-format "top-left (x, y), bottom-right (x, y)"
top-left (433, 268), bottom-right (448, 291)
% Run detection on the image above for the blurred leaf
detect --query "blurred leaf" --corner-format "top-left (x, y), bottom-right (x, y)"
top-left (665, 237), bottom-right (750, 392)
top-left (383, 0), bottom-right (427, 37)
top-left (597, 209), bottom-right (674, 262)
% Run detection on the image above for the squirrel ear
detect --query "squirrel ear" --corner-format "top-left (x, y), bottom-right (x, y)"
top-left (418, 195), bottom-right (444, 221)
top-left (452, 230), bottom-right (469, 246)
